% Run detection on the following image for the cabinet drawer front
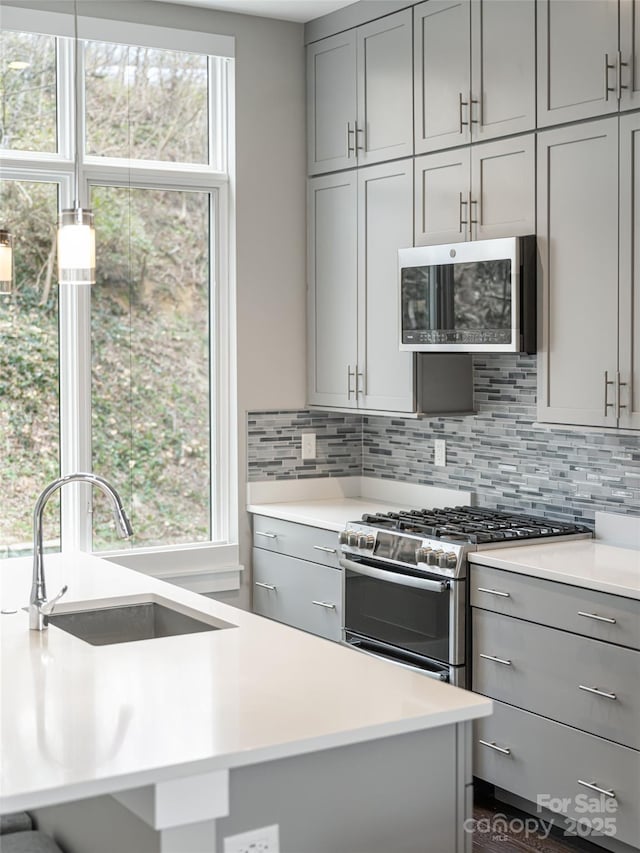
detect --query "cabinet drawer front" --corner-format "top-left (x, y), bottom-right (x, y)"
top-left (471, 564), bottom-right (640, 651)
top-left (474, 700), bottom-right (640, 849)
top-left (252, 549), bottom-right (342, 642)
top-left (253, 515), bottom-right (340, 568)
top-left (473, 609), bottom-right (640, 749)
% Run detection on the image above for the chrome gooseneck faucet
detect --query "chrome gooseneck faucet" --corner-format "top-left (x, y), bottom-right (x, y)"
top-left (30, 473), bottom-right (134, 631)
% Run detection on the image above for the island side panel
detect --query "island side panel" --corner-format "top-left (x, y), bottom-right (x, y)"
top-left (30, 724), bottom-right (464, 853)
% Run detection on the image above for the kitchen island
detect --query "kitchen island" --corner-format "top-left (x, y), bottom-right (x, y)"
top-left (1, 552), bottom-right (491, 853)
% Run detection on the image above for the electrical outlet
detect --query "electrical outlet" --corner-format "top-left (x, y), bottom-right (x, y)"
top-left (223, 824), bottom-right (280, 853)
top-left (434, 439), bottom-right (446, 467)
top-left (301, 432), bottom-right (316, 460)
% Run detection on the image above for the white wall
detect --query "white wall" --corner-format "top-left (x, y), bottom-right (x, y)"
top-left (2, 0), bottom-right (308, 608)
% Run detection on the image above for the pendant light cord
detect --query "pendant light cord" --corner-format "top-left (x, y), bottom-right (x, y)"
top-left (73, 0), bottom-right (80, 207)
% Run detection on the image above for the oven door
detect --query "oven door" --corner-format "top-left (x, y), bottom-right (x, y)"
top-left (340, 556), bottom-right (465, 667)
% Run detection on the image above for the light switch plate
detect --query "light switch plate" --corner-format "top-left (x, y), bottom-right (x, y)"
top-left (434, 439), bottom-right (446, 467)
top-left (301, 432), bottom-right (316, 460)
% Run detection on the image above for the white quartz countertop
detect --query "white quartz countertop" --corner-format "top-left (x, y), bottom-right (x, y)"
top-left (1, 553), bottom-right (490, 814)
top-left (247, 497), bottom-right (414, 531)
top-left (469, 540), bottom-right (640, 599)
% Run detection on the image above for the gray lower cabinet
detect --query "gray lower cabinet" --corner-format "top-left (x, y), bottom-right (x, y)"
top-left (252, 516), bottom-right (342, 641)
top-left (471, 561), bottom-right (640, 851)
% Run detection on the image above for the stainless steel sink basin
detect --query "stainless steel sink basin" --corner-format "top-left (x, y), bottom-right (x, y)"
top-left (48, 600), bottom-right (230, 646)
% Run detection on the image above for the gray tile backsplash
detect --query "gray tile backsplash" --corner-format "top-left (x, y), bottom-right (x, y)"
top-left (247, 355), bottom-right (640, 524)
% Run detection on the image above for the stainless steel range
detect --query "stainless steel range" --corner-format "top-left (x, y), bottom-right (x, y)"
top-left (339, 506), bottom-right (591, 687)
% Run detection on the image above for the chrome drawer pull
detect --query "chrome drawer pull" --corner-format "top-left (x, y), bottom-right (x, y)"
top-left (479, 739), bottom-right (511, 756)
top-left (477, 587), bottom-right (510, 598)
top-left (256, 531), bottom-right (277, 539)
top-left (312, 600), bottom-right (336, 610)
top-left (313, 545), bottom-right (337, 554)
top-left (255, 582), bottom-right (276, 591)
top-left (480, 653), bottom-right (512, 666)
top-left (578, 611), bottom-right (616, 625)
top-left (579, 685), bottom-right (617, 701)
top-left (578, 780), bottom-right (616, 799)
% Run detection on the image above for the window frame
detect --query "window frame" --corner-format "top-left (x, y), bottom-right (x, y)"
top-left (0, 10), bottom-right (238, 587)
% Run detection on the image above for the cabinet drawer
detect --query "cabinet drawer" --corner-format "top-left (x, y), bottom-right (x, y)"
top-left (473, 609), bottom-right (640, 749)
top-left (470, 563), bottom-right (640, 650)
top-left (252, 515), bottom-right (340, 568)
top-left (252, 548), bottom-right (342, 642)
top-left (474, 700), bottom-right (640, 849)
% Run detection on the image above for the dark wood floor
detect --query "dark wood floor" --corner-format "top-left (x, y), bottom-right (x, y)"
top-left (472, 788), bottom-right (606, 853)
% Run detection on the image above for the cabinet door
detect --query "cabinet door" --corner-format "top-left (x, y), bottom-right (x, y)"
top-left (356, 9), bottom-right (413, 167)
top-left (470, 134), bottom-right (535, 241)
top-left (620, 0), bottom-right (640, 111)
top-left (307, 173), bottom-right (358, 408)
top-left (537, 0), bottom-right (619, 128)
top-left (414, 149), bottom-right (471, 246)
top-left (357, 160), bottom-right (414, 412)
top-left (537, 119), bottom-right (619, 427)
top-left (471, 0), bottom-right (535, 141)
top-left (619, 112), bottom-right (640, 429)
top-left (414, 0), bottom-right (471, 155)
top-left (307, 31), bottom-right (357, 176)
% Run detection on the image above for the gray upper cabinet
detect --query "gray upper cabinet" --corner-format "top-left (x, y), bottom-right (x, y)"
top-left (308, 159), bottom-right (415, 413)
top-left (307, 171), bottom-right (358, 408)
top-left (538, 113), bottom-right (640, 430)
top-left (620, 0), bottom-right (640, 111)
top-left (415, 133), bottom-right (535, 246)
top-left (537, 0), bottom-right (620, 127)
top-left (307, 30), bottom-right (357, 176)
top-left (357, 160), bottom-right (415, 412)
top-left (307, 10), bottom-right (413, 176)
top-left (414, 0), bottom-right (535, 155)
top-left (618, 111), bottom-right (640, 429)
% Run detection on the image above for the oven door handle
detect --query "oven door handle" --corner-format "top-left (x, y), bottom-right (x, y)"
top-left (339, 557), bottom-right (449, 592)
top-left (349, 642), bottom-right (448, 681)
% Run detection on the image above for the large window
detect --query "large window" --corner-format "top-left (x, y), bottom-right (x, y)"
top-left (0, 15), bottom-right (234, 565)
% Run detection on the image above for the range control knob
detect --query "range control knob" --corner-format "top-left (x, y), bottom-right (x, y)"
top-left (446, 552), bottom-right (458, 569)
top-left (347, 531), bottom-right (359, 547)
top-left (415, 547), bottom-right (432, 563)
top-left (427, 550), bottom-right (441, 566)
top-left (438, 551), bottom-right (457, 569)
top-left (357, 533), bottom-right (374, 550)
top-left (338, 530), bottom-right (349, 545)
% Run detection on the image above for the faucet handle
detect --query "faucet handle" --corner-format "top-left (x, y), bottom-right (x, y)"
top-left (41, 585), bottom-right (68, 617)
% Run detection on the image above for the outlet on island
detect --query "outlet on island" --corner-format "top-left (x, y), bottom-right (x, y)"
top-left (301, 432), bottom-right (316, 460)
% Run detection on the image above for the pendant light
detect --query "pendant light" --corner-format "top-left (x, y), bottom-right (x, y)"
top-left (0, 229), bottom-right (13, 293)
top-left (57, 0), bottom-right (95, 285)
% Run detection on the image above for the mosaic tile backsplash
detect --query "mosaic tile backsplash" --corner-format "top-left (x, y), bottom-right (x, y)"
top-left (247, 355), bottom-right (640, 525)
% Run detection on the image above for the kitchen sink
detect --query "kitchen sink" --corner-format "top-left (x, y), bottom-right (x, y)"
top-left (48, 599), bottom-right (232, 646)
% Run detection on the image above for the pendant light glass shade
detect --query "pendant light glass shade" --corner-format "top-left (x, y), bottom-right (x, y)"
top-left (57, 208), bottom-right (95, 285)
top-left (0, 229), bottom-right (13, 293)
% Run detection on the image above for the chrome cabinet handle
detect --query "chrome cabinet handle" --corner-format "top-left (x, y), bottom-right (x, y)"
top-left (616, 371), bottom-right (628, 417)
top-left (469, 191), bottom-right (478, 238)
top-left (578, 780), bottom-right (616, 799)
top-left (312, 600), bottom-right (336, 610)
top-left (604, 370), bottom-right (615, 416)
top-left (604, 53), bottom-right (616, 100)
top-left (579, 685), bottom-right (617, 701)
top-left (470, 93), bottom-right (479, 125)
top-left (347, 364), bottom-right (356, 400)
top-left (355, 122), bottom-right (365, 152)
top-left (479, 739), bottom-right (511, 756)
top-left (477, 587), bottom-right (510, 598)
top-left (459, 192), bottom-right (468, 234)
top-left (255, 581), bottom-right (276, 591)
top-left (616, 51), bottom-right (629, 100)
top-left (313, 545), bottom-right (337, 554)
top-left (256, 531), bottom-right (277, 539)
top-left (346, 121), bottom-right (355, 157)
top-left (480, 653), bottom-right (512, 666)
top-left (578, 611), bottom-right (616, 625)
top-left (356, 368), bottom-right (364, 398)
top-left (458, 92), bottom-right (469, 133)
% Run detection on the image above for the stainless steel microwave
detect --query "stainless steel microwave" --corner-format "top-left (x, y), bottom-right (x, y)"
top-left (399, 236), bottom-right (536, 353)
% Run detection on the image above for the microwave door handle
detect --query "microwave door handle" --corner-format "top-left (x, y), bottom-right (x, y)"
top-left (339, 557), bottom-right (449, 593)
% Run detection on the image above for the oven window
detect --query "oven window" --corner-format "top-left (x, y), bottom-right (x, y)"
top-left (344, 568), bottom-right (450, 663)
top-left (401, 259), bottom-right (512, 344)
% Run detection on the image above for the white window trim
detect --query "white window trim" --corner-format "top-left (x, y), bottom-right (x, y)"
top-left (1, 13), bottom-right (239, 587)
